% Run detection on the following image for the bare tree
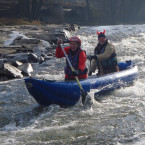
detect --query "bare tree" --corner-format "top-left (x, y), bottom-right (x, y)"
top-left (85, 0), bottom-right (90, 21)
top-left (31, 0), bottom-right (43, 19)
top-left (18, 0), bottom-right (30, 18)
top-left (18, 0), bottom-right (43, 20)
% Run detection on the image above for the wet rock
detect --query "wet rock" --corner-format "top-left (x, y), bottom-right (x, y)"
top-left (41, 53), bottom-right (53, 60)
top-left (13, 36), bottom-right (23, 41)
top-left (0, 58), bottom-right (7, 64)
top-left (51, 44), bottom-right (58, 50)
top-left (40, 33), bottom-right (67, 44)
top-left (38, 56), bottom-right (45, 64)
top-left (41, 24), bottom-right (77, 32)
top-left (5, 53), bottom-right (28, 63)
top-left (21, 44), bottom-right (34, 52)
top-left (42, 26), bottom-right (55, 32)
top-left (12, 38), bottom-right (40, 45)
top-left (28, 53), bottom-right (38, 63)
top-left (0, 45), bottom-right (33, 54)
top-left (0, 63), bottom-right (23, 79)
top-left (0, 48), bottom-right (17, 55)
top-left (40, 40), bottom-right (51, 49)
top-left (11, 60), bottom-right (23, 67)
top-left (25, 31), bottom-right (67, 45)
top-left (41, 54), bottom-right (47, 57)
top-left (18, 63), bottom-right (33, 77)
top-left (24, 32), bottom-right (38, 38)
top-left (4, 53), bottom-right (27, 58)
top-left (20, 25), bottom-right (40, 30)
top-left (0, 24), bottom-right (80, 80)
top-left (47, 53), bottom-right (53, 56)
top-left (0, 76), bottom-right (9, 81)
top-left (45, 56), bottom-right (53, 60)
top-left (69, 24), bottom-right (80, 31)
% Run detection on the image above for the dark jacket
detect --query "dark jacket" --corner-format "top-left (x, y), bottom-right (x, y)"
top-left (91, 40), bottom-right (119, 76)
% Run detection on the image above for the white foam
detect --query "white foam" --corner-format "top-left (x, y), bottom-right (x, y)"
top-left (40, 40), bottom-right (51, 48)
top-left (4, 31), bottom-right (29, 46)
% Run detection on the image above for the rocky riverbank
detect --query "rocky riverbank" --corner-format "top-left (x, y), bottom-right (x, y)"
top-left (0, 24), bottom-right (80, 81)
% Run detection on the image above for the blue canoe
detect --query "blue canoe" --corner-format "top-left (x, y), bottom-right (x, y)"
top-left (25, 61), bottom-right (138, 107)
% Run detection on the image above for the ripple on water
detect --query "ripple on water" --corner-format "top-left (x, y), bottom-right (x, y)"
top-left (0, 24), bottom-right (145, 145)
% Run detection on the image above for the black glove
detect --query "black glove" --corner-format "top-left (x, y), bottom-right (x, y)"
top-left (87, 55), bottom-right (97, 60)
top-left (91, 55), bottom-right (97, 60)
top-left (87, 55), bottom-right (93, 60)
top-left (72, 70), bottom-right (80, 76)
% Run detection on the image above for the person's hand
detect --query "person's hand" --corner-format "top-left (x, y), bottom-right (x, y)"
top-left (88, 55), bottom-right (97, 60)
top-left (87, 55), bottom-right (93, 60)
top-left (57, 39), bottom-right (63, 46)
top-left (87, 55), bottom-right (97, 60)
top-left (72, 70), bottom-right (79, 76)
top-left (92, 55), bottom-right (97, 60)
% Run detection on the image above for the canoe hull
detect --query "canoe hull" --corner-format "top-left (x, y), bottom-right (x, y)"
top-left (25, 62), bottom-right (138, 107)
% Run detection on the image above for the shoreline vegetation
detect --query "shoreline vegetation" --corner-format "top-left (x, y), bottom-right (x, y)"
top-left (0, 18), bottom-right (41, 26)
top-left (1, 17), bottom-right (145, 27)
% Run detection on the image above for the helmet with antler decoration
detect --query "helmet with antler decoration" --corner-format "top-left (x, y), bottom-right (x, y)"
top-left (97, 30), bottom-right (106, 39)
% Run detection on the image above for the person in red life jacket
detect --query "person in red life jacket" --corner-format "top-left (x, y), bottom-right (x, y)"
top-left (87, 30), bottom-right (119, 76)
top-left (55, 36), bottom-right (88, 80)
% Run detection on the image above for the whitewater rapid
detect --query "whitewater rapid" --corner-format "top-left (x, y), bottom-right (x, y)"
top-left (0, 24), bottom-right (145, 145)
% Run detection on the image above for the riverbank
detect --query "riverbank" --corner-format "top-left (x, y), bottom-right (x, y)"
top-left (0, 18), bottom-right (41, 26)
top-left (0, 23), bottom-right (80, 81)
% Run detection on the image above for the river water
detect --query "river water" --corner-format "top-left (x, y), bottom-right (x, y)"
top-left (0, 24), bottom-right (145, 145)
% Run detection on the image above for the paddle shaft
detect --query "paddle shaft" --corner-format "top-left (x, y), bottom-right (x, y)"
top-left (89, 59), bottom-right (91, 72)
top-left (60, 44), bottom-right (83, 89)
top-left (60, 44), bottom-right (86, 104)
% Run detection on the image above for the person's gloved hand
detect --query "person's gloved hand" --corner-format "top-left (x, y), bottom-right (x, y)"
top-left (87, 55), bottom-right (97, 60)
top-left (87, 55), bottom-right (93, 60)
top-left (72, 70), bottom-right (80, 76)
top-left (91, 55), bottom-right (97, 60)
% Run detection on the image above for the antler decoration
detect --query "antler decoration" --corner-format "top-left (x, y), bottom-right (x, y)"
top-left (97, 30), bottom-right (105, 35)
top-left (97, 30), bottom-right (100, 35)
top-left (103, 30), bottom-right (105, 34)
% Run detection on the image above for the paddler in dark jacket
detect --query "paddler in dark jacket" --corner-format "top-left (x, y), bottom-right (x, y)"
top-left (55, 36), bottom-right (88, 80)
top-left (88, 30), bottom-right (119, 76)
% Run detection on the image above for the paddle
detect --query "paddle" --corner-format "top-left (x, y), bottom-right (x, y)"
top-left (88, 58), bottom-right (92, 76)
top-left (87, 55), bottom-right (93, 76)
top-left (60, 44), bottom-right (87, 105)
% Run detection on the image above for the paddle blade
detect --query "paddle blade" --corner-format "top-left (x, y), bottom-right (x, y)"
top-left (80, 89), bottom-right (87, 105)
